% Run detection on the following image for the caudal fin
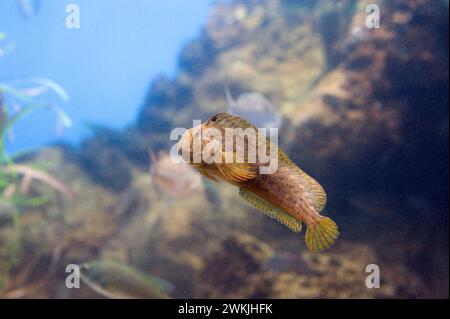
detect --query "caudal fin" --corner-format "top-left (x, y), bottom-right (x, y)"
top-left (305, 216), bottom-right (339, 252)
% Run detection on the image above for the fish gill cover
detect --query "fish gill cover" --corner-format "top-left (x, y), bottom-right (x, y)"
top-left (0, 0), bottom-right (448, 299)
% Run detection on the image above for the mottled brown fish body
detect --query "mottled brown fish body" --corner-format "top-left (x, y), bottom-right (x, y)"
top-left (242, 161), bottom-right (321, 226)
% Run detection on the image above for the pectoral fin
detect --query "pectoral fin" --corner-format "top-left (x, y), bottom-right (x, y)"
top-left (239, 187), bottom-right (302, 233)
top-left (216, 151), bottom-right (257, 183)
top-left (218, 163), bottom-right (257, 183)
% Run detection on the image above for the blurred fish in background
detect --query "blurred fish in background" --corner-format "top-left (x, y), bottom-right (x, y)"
top-left (80, 261), bottom-right (173, 299)
top-left (226, 89), bottom-right (282, 131)
top-left (150, 149), bottom-right (224, 211)
top-left (149, 150), bottom-right (203, 199)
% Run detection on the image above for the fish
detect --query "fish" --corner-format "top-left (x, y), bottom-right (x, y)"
top-left (80, 260), bottom-right (172, 299)
top-left (176, 112), bottom-right (339, 252)
top-left (150, 150), bottom-right (203, 198)
top-left (226, 90), bottom-right (282, 131)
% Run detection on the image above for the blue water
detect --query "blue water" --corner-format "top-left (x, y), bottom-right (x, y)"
top-left (0, 0), bottom-right (211, 153)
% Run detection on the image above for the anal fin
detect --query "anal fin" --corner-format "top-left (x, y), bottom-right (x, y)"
top-left (239, 187), bottom-right (302, 233)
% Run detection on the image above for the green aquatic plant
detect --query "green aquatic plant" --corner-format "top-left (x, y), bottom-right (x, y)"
top-left (0, 77), bottom-right (73, 289)
top-left (0, 78), bottom-right (73, 200)
top-left (0, 31), bottom-right (14, 58)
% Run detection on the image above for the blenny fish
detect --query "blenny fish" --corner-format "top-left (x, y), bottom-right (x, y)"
top-left (177, 112), bottom-right (339, 252)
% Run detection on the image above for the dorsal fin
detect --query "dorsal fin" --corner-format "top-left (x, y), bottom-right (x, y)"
top-left (239, 187), bottom-right (302, 233)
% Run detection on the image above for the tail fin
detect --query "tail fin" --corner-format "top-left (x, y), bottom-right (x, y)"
top-left (305, 216), bottom-right (339, 252)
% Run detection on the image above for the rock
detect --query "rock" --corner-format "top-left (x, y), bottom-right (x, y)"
top-left (197, 232), bottom-right (274, 298)
top-left (198, 233), bottom-right (430, 298)
top-left (79, 127), bottom-right (132, 192)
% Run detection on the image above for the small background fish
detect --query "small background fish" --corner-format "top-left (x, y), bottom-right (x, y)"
top-left (226, 89), bottom-right (282, 131)
top-left (80, 260), bottom-right (173, 299)
top-left (150, 150), bottom-right (204, 199)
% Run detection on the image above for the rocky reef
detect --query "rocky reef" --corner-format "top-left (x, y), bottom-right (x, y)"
top-left (0, 0), bottom-right (447, 298)
top-left (197, 232), bottom-right (428, 298)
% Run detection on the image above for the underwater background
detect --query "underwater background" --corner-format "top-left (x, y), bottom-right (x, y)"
top-left (0, 0), bottom-right (448, 299)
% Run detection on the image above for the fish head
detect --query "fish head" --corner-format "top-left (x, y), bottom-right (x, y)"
top-left (176, 113), bottom-right (268, 183)
top-left (176, 118), bottom-right (223, 167)
top-left (80, 262), bottom-right (109, 290)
